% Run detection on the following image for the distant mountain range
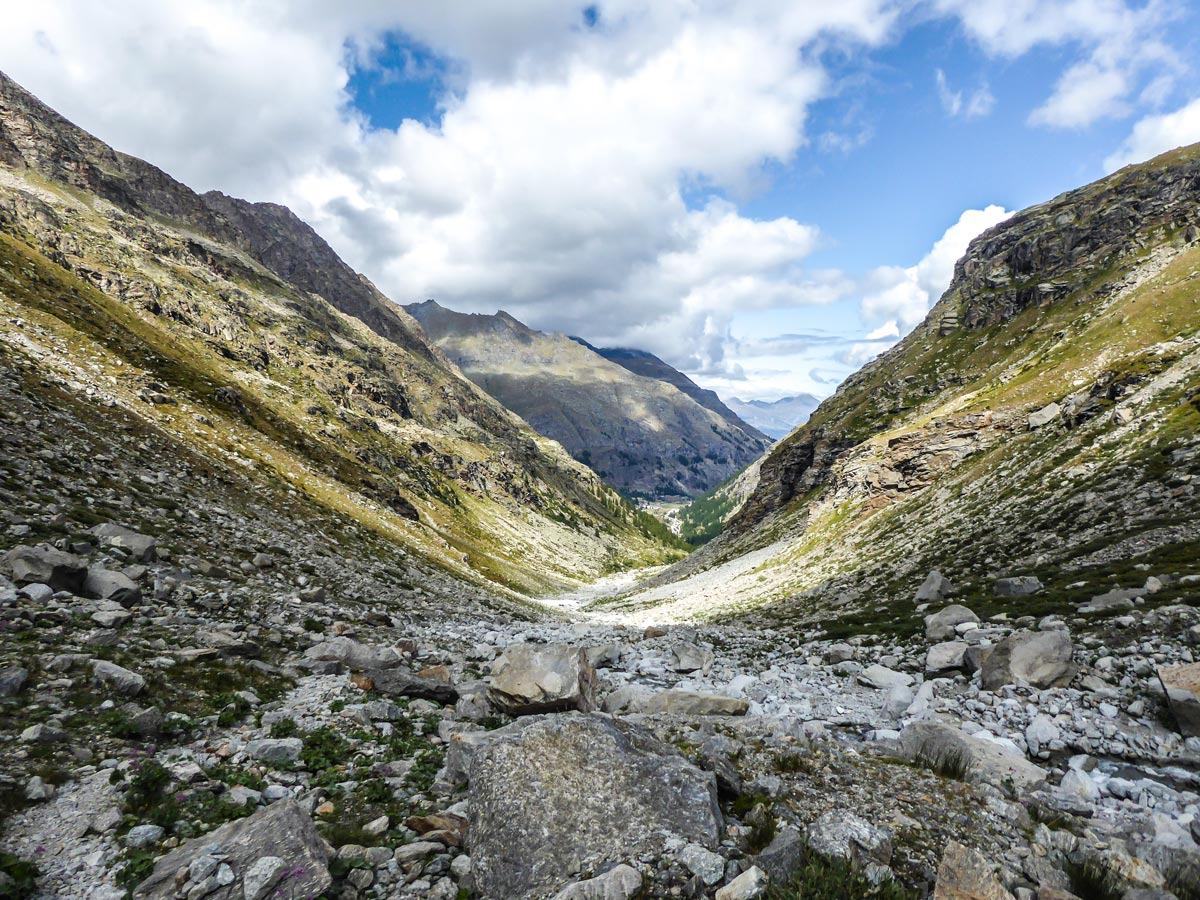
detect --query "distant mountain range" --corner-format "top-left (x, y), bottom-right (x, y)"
top-left (725, 394), bottom-right (821, 439)
top-left (407, 301), bottom-right (769, 499)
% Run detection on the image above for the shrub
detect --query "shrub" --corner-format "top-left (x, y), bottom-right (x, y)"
top-left (768, 855), bottom-right (917, 900)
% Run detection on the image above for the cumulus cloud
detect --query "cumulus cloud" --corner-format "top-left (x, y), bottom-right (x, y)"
top-left (1105, 97), bottom-right (1200, 171)
top-left (860, 205), bottom-right (1013, 331)
top-left (936, 0), bottom-right (1183, 129)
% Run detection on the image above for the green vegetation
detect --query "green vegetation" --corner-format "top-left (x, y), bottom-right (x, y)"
top-left (767, 855), bottom-right (918, 900)
top-left (0, 852), bottom-right (39, 900)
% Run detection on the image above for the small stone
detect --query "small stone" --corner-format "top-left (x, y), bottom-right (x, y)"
top-left (715, 866), bottom-right (769, 900)
top-left (126, 824), bottom-right (165, 849)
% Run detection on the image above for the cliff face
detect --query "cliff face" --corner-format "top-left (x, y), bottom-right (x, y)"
top-left (611, 145), bottom-right (1200, 626)
top-left (0, 71), bottom-right (682, 594)
top-left (408, 301), bottom-right (770, 499)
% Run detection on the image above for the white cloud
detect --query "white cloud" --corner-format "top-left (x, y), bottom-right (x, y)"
top-left (936, 0), bottom-right (1183, 129)
top-left (936, 69), bottom-right (994, 119)
top-left (1105, 97), bottom-right (1200, 171)
top-left (861, 205), bottom-right (1013, 331)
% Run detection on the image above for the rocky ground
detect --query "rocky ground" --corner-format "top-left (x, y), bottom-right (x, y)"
top-left (5, 467), bottom-right (1200, 900)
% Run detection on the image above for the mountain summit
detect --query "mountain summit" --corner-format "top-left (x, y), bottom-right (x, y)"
top-left (407, 300), bottom-right (769, 499)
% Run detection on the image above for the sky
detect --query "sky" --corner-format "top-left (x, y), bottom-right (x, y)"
top-left (3, 1), bottom-right (1200, 402)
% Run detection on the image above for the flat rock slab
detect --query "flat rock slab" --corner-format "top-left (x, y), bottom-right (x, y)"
top-left (468, 713), bottom-right (721, 900)
top-left (642, 690), bottom-right (749, 716)
top-left (133, 799), bottom-right (330, 900)
top-left (932, 840), bottom-right (1016, 900)
top-left (898, 721), bottom-right (1047, 793)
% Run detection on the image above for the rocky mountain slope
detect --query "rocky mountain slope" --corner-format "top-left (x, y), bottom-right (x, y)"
top-left (573, 341), bottom-right (767, 441)
top-left (407, 300), bottom-right (770, 499)
top-left (0, 71), bottom-right (683, 599)
top-left (608, 144), bottom-right (1200, 627)
top-left (725, 394), bottom-right (820, 440)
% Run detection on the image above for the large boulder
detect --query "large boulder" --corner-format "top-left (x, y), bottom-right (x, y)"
top-left (898, 722), bottom-right (1046, 793)
top-left (932, 841), bottom-right (1016, 900)
top-left (993, 576), bottom-right (1043, 597)
top-left (1158, 663), bottom-right (1200, 737)
top-left (89, 524), bottom-right (157, 562)
top-left (468, 714), bottom-right (721, 900)
top-left (806, 810), bottom-right (893, 870)
top-left (84, 566), bottom-right (142, 606)
top-left (857, 665), bottom-right (913, 691)
top-left (916, 571), bottom-right (956, 603)
top-left (926, 642), bottom-right (969, 675)
top-left (642, 690), bottom-right (749, 716)
top-left (672, 642), bottom-right (714, 673)
top-left (487, 643), bottom-right (596, 715)
top-left (303, 637), bottom-right (403, 671)
top-left (355, 668), bottom-right (459, 705)
top-left (4, 545), bottom-right (87, 593)
top-left (980, 630), bottom-right (1074, 691)
top-left (925, 605), bottom-right (980, 642)
top-left (132, 799), bottom-right (330, 900)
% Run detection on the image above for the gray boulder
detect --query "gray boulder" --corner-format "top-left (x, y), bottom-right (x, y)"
top-left (245, 738), bottom-right (303, 766)
top-left (304, 637), bottom-right (403, 671)
top-left (716, 867), bottom-right (769, 900)
top-left (672, 642), bottom-right (714, 673)
top-left (1028, 402), bottom-right (1061, 429)
top-left (359, 668), bottom-right (458, 705)
top-left (642, 690), bottom-right (749, 716)
top-left (84, 566), bottom-right (142, 607)
top-left (1158, 663), bottom-right (1200, 737)
top-left (980, 630), bottom-right (1074, 691)
top-left (898, 721), bottom-right (1046, 793)
top-left (857, 665), bottom-right (913, 690)
top-left (89, 524), bottom-right (157, 561)
top-left (756, 827), bottom-right (805, 885)
top-left (132, 800), bottom-right (330, 900)
top-left (91, 659), bottom-right (146, 696)
top-left (806, 810), bottom-right (892, 870)
top-left (0, 666), bottom-right (28, 697)
top-left (487, 643), bottom-right (596, 716)
top-left (916, 570), bottom-right (955, 603)
top-left (4, 544), bottom-right (87, 593)
top-left (993, 576), bottom-right (1044, 597)
top-left (552, 865), bottom-right (644, 900)
top-left (925, 605), bottom-right (980, 642)
top-left (468, 714), bottom-right (721, 899)
top-left (926, 641), bottom-right (969, 675)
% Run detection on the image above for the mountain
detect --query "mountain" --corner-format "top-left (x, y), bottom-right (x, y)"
top-left (724, 394), bottom-right (820, 439)
top-left (406, 300), bottom-right (770, 499)
top-left (0, 70), bottom-right (685, 599)
top-left (573, 341), bottom-right (767, 441)
top-left (609, 144), bottom-right (1200, 627)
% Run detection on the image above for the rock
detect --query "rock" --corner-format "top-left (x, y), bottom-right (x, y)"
top-left (642, 690), bottom-right (749, 716)
top-left (806, 810), bottom-right (893, 869)
top-left (932, 840), bottom-right (1016, 900)
top-left (0, 666), bottom-right (28, 697)
top-left (1029, 402), bottom-right (1061, 429)
top-left (4, 544), bottom-right (87, 592)
top-left (487, 643), bottom-right (597, 716)
top-left (84, 566), bottom-right (142, 606)
top-left (24, 775), bottom-right (55, 801)
top-left (132, 800), bottom-right (330, 900)
top-left (468, 714), bottom-right (721, 900)
top-left (756, 827), bottom-right (804, 886)
top-left (125, 824), bottom-right (165, 849)
top-left (926, 605), bottom-right (981, 641)
top-left (680, 843), bottom-right (726, 885)
top-left (91, 659), bottom-right (146, 696)
top-left (242, 856), bottom-right (286, 900)
top-left (981, 630), bottom-right (1074, 691)
top-left (927, 642), bottom-right (969, 675)
top-left (1058, 768), bottom-right (1100, 803)
top-left (1024, 715), bottom-right (1060, 756)
top-left (1157, 663), bottom-right (1200, 737)
top-left (245, 738), bottom-right (303, 766)
top-left (1077, 588), bottom-right (1138, 614)
top-left (898, 722), bottom-right (1047, 793)
top-left (857, 665), bottom-right (914, 690)
top-left (916, 570), bottom-right (956, 603)
top-left (643, 626), bottom-right (668, 639)
top-left (20, 723), bottom-right (64, 743)
top-left (586, 644), bottom-right (623, 669)
top-left (356, 668), bottom-right (459, 704)
top-left (304, 637), bottom-right (402, 671)
top-left (672, 642), bottom-right (714, 673)
top-left (993, 576), bottom-right (1044, 597)
top-left (825, 643), bottom-right (855, 664)
top-left (552, 865), bottom-right (643, 900)
top-left (715, 866), bottom-right (769, 900)
top-left (89, 524), bottom-right (157, 561)
top-left (883, 683), bottom-right (915, 719)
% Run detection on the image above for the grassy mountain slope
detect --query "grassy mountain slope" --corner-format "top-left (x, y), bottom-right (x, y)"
top-left (0, 71), bottom-right (683, 596)
top-left (407, 300), bottom-right (770, 499)
top-left (606, 145), bottom-right (1200, 626)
